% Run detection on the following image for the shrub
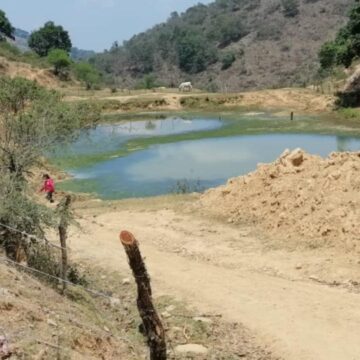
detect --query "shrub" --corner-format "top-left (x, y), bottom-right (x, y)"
top-left (47, 49), bottom-right (71, 79)
top-left (221, 52), bottom-right (236, 70)
top-left (135, 74), bottom-right (159, 89)
top-left (281, 0), bottom-right (300, 17)
top-left (319, 3), bottom-right (360, 70)
top-left (319, 42), bottom-right (338, 69)
top-left (74, 62), bottom-right (101, 90)
top-left (176, 30), bottom-right (218, 73)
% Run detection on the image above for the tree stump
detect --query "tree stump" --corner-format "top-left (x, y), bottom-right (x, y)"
top-left (120, 230), bottom-right (166, 360)
top-left (58, 195), bottom-right (71, 294)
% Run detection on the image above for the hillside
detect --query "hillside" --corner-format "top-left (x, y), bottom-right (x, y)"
top-left (13, 28), bottom-right (30, 51)
top-left (92, 0), bottom-right (353, 91)
top-left (0, 55), bottom-right (60, 87)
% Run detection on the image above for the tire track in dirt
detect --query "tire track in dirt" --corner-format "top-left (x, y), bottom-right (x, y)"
top-left (70, 209), bottom-right (360, 360)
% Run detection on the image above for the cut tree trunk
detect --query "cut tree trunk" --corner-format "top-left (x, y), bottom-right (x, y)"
top-left (58, 195), bottom-right (71, 294)
top-left (120, 230), bottom-right (166, 360)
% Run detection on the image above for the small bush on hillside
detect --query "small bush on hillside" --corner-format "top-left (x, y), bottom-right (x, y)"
top-left (74, 61), bottom-right (101, 90)
top-left (319, 42), bottom-right (339, 69)
top-left (47, 49), bottom-right (72, 79)
top-left (221, 52), bottom-right (236, 70)
top-left (206, 81), bottom-right (219, 92)
top-left (281, 0), bottom-right (300, 17)
top-left (135, 74), bottom-right (159, 89)
top-left (257, 22), bottom-right (283, 41)
top-left (0, 41), bottom-right (21, 59)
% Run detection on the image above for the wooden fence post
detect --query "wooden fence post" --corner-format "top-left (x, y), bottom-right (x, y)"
top-left (58, 195), bottom-right (71, 294)
top-left (119, 230), bottom-right (167, 360)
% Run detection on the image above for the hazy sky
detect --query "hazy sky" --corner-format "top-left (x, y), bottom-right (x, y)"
top-left (0, 0), bottom-right (212, 51)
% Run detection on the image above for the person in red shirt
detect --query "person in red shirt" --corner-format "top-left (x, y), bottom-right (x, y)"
top-left (40, 174), bottom-right (55, 203)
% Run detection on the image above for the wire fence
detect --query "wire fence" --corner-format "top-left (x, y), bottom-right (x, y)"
top-left (0, 221), bottom-right (143, 358)
top-left (0, 255), bottom-right (116, 301)
top-left (0, 222), bottom-right (66, 251)
top-left (0, 272), bottom-right (141, 358)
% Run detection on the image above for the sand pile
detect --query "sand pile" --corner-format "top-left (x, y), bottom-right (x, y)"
top-left (197, 149), bottom-right (360, 250)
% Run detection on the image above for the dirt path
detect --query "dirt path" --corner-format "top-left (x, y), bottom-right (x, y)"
top-left (69, 205), bottom-right (360, 360)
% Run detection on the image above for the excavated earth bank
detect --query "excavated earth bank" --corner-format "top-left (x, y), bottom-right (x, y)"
top-left (197, 149), bottom-right (360, 250)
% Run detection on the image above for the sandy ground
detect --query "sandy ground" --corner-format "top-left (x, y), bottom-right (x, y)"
top-left (67, 197), bottom-right (360, 360)
top-left (64, 87), bottom-right (334, 113)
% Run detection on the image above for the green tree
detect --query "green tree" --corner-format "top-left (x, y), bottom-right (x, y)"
top-left (319, 2), bottom-right (360, 69)
top-left (0, 10), bottom-right (14, 41)
top-left (0, 76), bottom-right (99, 262)
top-left (319, 42), bottom-right (338, 69)
top-left (28, 21), bottom-right (72, 57)
top-left (209, 15), bottom-right (247, 47)
top-left (0, 9), bottom-right (14, 40)
top-left (74, 62), bottom-right (101, 89)
top-left (47, 49), bottom-right (71, 78)
top-left (0, 76), bottom-right (100, 179)
top-left (176, 31), bottom-right (218, 73)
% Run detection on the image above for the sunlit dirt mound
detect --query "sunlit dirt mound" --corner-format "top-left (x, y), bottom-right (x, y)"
top-left (197, 149), bottom-right (360, 250)
top-left (0, 56), bottom-right (59, 88)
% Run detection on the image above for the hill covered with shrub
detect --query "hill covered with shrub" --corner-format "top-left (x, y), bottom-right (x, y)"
top-left (92, 0), bottom-right (353, 91)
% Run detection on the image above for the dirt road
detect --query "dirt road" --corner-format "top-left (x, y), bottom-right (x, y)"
top-left (70, 201), bottom-right (360, 360)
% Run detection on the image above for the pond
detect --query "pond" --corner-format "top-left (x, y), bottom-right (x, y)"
top-left (60, 117), bottom-right (223, 156)
top-left (56, 116), bottom-right (360, 199)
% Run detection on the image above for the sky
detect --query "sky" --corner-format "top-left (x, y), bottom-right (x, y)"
top-left (0, 0), bottom-right (213, 51)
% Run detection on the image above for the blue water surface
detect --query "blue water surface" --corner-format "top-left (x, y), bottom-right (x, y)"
top-left (64, 132), bottom-right (360, 199)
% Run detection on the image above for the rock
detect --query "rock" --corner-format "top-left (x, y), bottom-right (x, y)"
top-left (193, 316), bottom-right (213, 324)
top-left (295, 264), bottom-right (303, 270)
top-left (122, 278), bottom-right (131, 285)
top-left (104, 326), bottom-right (110, 333)
top-left (342, 65), bottom-right (360, 93)
top-left (47, 319), bottom-right (58, 327)
top-left (165, 305), bottom-right (176, 312)
top-left (171, 326), bottom-right (182, 333)
top-left (309, 275), bottom-right (321, 283)
top-left (161, 311), bottom-right (171, 319)
top-left (110, 297), bottom-right (121, 308)
top-left (0, 288), bottom-right (11, 296)
top-left (175, 344), bottom-right (208, 355)
top-left (0, 336), bottom-right (11, 359)
top-left (331, 171), bottom-right (341, 180)
top-left (280, 148), bottom-right (291, 159)
top-left (288, 148), bottom-right (304, 167)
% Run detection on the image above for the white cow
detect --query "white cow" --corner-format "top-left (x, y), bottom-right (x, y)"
top-left (179, 82), bottom-right (193, 92)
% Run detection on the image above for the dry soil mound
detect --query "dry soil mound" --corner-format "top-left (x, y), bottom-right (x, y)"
top-left (0, 56), bottom-right (59, 88)
top-left (197, 149), bottom-right (360, 250)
